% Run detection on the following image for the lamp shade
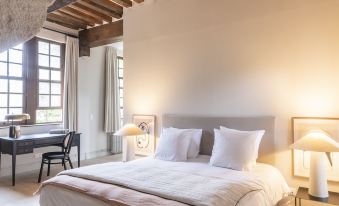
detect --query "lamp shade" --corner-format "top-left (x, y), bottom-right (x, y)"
top-left (5, 113), bottom-right (30, 121)
top-left (114, 124), bottom-right (145, 136)
top-left (290, 130), bottom-right (339, 152)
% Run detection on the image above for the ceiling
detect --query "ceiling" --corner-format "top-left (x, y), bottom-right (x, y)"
top-left (47, 0), bottom-right (144, 30)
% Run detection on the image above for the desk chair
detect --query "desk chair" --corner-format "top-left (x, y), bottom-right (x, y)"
top-left (38, 131), bottom-right (75, 183)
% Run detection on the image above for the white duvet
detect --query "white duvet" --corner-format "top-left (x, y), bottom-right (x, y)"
top-left (58, 155), bottom-right (290, 206)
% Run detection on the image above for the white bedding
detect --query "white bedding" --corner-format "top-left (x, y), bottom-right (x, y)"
top-left (40, 155), bottom-right (290, 206)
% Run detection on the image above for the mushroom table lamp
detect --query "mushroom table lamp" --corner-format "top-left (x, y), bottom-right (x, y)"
top-left (290, 130), bottom-right (339, 199)
top-left (114, 124), bottom-right (145, 162)
top-left (5, 113), bottom-right (30, 138)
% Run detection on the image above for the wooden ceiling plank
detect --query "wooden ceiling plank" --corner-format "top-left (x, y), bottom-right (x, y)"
top-left (58, 8), bottom-right (97, 26)
top-left (79, 19), bottom-right (123, 57)
top-left (60, 7), bottom-right (101, 24)
top-left (47, 16), bottom-right (80, 30)
top-left (48, 0), bottom-right (78, 13)
top-left (48, 13), bottom-right (87, 29)
top-left (79, 0), bottom-right (122, 19)
top-left (71, 3), bottom-right (113, 22)
top-left (110, 0), bottom-right (132, 8)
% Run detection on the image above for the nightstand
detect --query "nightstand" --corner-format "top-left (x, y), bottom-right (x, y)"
top-left (295, 187), bottom-right (339, 206)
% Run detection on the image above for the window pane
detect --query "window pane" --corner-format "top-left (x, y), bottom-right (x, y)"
top-left (51, 95), bottom-right (61, 107)
top-left (39, 69), bottom-right (50, 80)
top-left (9, 108), bottom-right (22, 115)
top-left (51, 70), bottom-right (61, 81)
top-left (119, 79), bottom-right (123, 87)
top-left (119, 88), bottom-right (123, 97)
top-left (119, 97), bottom-right (123, 107)
top-left (39, 82), bottom-right (50, 94)
top-left (13, 44), bottom-right (23, 50)
top-left (9, 80), bottom-right (22, 93)
top-left (0, 79), bottom-right (8, 92)
top-left (50, 44), bottom-right (60, 56)
top-left (9, 63), bottom-right (22, 77)
top-left (0, 62), bottom-right (7, 76)
top-left (38, 54), bottom-right (49, 67)
top-left (118, 59), bottom-right (123, 68)
top-left (0, 51), bottom-right (7, 61)
top-left (0, 108), bottom-right (7, 121)
top-left (39, 95), bottom-right (50, 107)
top-left (120, 109), bottom-right (124, 118)
top-left (0, 94), bottom-right (8, 107)
top-left (9, 94), bottom-right (22, 107)
top-left (51, 83), bottom-right (61, 94)
top-left (38, 41), bottom-right (49, 54)
top-left (36, 109), bottom-right (62, 123)
top-left (8, 49), bottom-right (22, 64)
top-left (50, 56), bottom-right (60, 68)
top-left (118, 69), bottom-right (123, 78)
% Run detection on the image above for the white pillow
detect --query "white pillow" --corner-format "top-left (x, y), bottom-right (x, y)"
top-left (154, 128), bottom-right (191, 161)
top-left (210, 129), bottom-right (260, 171)
top-left (168, 127), bottom-right (202, 159)
top-left (220, 126), bottom-right (265, 161)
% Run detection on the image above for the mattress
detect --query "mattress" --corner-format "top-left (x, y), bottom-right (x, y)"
top-left (39, 155), bottom-right (290, 206)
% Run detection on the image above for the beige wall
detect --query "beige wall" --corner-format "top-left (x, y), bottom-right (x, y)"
top-left (124, 0), bottom-right (339, 190)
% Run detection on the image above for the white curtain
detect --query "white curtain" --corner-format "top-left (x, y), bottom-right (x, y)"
top-left (63, 36), bottom-right (79, 131)
top-left (104, 47), bottom-right (122, 153)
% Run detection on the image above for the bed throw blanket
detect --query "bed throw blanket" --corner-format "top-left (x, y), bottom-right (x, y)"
top-left (55, 162), bottom-right (272, 206)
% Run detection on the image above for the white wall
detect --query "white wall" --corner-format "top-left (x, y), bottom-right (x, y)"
top-left (124, 0), bottom-right (339, 190)
top-left (78, 44), bottom-right (123, 159)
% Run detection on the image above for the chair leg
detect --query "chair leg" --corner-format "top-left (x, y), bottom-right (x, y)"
top-left (68, 158), bottom-right (73, 169)
top-left (47, 160), bottom-right (51, 176)
top-left (63, 159), bottom-right (67, 170)
top-left (38, 159), bottom-right (44, 183)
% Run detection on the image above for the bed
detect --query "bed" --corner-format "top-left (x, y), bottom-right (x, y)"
top-left (39, 115), bottom-right (290, 206)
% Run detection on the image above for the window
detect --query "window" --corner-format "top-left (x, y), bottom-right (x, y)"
top-left (117, 57), bottom-right (124, 126)
top-left (36, 40), bottom-right (63, 123)
top-left (0, 38), bottom-right (65, 125)
top-left (0, 44), bottom-right (24, 121)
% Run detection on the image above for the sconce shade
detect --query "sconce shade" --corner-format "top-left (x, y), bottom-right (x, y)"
top-left (114, 124), bottom-right (145, 136)
top-left (290, 130), bottom-right (339, 152)
top-left (5, 113), bottom-right (30, 121)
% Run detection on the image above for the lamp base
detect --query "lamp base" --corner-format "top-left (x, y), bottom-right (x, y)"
top-left (9, 125), bottom-right (16, 138)
top-left (309, 151), bottom-right (329, 198)
top-left (122, 136), bottom-right (135, 162)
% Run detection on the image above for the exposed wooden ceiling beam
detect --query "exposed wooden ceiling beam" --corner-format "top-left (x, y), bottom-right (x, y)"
top-left (87, 0), bottom-right (123, 14)
top-left (54, 10), bottom-right (95, 27)
top-left (110, 0), bottom-right (132, 8)
top-left (79, 19), bottom-right (123, 56)
top-left (48, 0), bottom-right (78, 13)
top-left (69, 3), bottom-right (110, 22)
top-left (60, 7), bottom-right (102, 25)
top-left (132, 0), bottom-right (144, 3)
top-left (48, 13), bottom-right (87, 29)
top-left (78, 0), bottom-right (122, 19)
top-left (47, 15), bottom-right (80, 30)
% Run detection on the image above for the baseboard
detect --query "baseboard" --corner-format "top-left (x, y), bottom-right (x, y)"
top-left (0, 150), bottom-right (112, 177)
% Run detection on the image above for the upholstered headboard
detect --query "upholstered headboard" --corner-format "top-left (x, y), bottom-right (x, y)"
top-left (162, 115), bottom-right (276, 164)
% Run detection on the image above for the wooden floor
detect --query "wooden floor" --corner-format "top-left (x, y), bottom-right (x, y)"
top-left (0, 154), bottom-right (122, 206)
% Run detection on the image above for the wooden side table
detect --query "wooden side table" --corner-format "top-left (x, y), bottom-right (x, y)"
top-left (295, 187), bottom-right (339, 206)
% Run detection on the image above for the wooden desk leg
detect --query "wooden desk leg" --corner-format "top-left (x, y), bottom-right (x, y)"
top-left (77, 145), bottom-right (80, 168)
top-left (12, 153), bottom-right (16, 186)
top-left (295, 197), bottom-right (297, 206)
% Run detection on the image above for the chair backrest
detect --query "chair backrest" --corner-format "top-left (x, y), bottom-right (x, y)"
top-left (63, 131), bottom-right (76, 155)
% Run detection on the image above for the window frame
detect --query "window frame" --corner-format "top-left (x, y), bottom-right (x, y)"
top-left (0, 37), bottom-right (65, 126)
top-left (117, 56), bottom-right (124, 127)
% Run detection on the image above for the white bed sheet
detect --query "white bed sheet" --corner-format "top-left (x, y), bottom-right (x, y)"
top-left (40, 155), bottom-right (290, 206)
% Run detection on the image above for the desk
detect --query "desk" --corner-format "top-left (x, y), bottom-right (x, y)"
top-left (0, 133), bottom-right (81, 186)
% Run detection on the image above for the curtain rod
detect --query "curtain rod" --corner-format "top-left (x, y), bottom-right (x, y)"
top-left (42, 27), bottom-right (79, 39)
